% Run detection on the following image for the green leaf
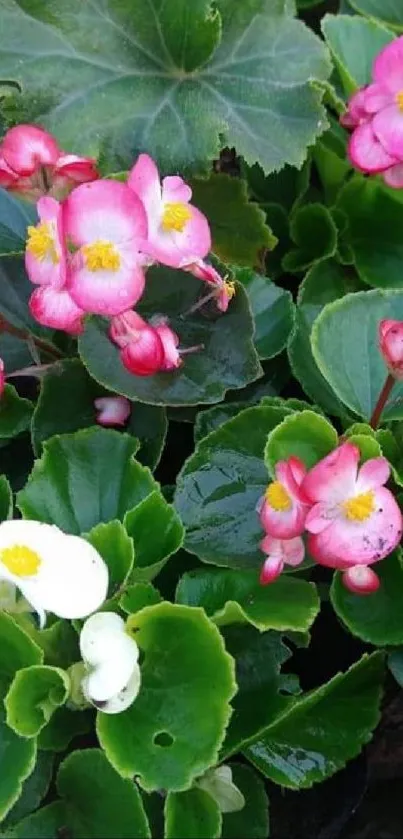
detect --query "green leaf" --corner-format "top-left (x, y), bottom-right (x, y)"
top-left (0, 613), bottom-right (42, 696)
top-left (311, 288), bottom-right (403, 421)
top-left (0, 190), bottom-right (36, 256)
top-left (0, 333), bottom-right (32, 375)
top-left (0, 256), bottom-right (50, 338)
top-left (265, 410), bottom-right (338, 472)
top-left (79, 270), bottom-right (262, 407)
top-left (14, 616), bottom-right (79, 670)
top-left (282, 204), bottom-right (338, 273)
top-left (2, 752), bottom-right (54, 830)
top-left (164, 789), bottom-right (221, 839)
top-left (31, 359), bottom-right (167, 470)
top-left (336, 178), bottom-right (403, 289)
top-left (232, 267), bottom-right (294, 360)
top-left (346, 432), bottom-right (382, 461)
top-left (175, 404), bottom-right (290, 569)
top-left (321, 14), bottom-right (394, 94)
top-left (85, 520), bottom-right (134, 597)
top-left (38, 707), bottom-right (92, 752)
top-left (287, 260), bottom-right (355, 419)
top-left (3, 801), bottom-right (66, 839)
top-left (176, 568), bottom-right (320, 632)
top-left (245, 159), bottom-right (311, 215)
top-left (388, 649), bottom-right (403, 685)
top-left (0, 710), bottom-right (37, 822)
top-left (120, 583), bottom-right (162, 614)
top-left (97, 602), bottom-right (236, 792)
top-left (17, 427), bottom-right (157, 533)
top-left (222, 763), bottom-right (269, 839)
top-left (5, 665), bottom-right (70, 738)
top-left (124, 490), bottom-right (184, 583)
top-left (0, 475), bottom-right (13, 521)
top-left (192, 173), bottom-right (276, 267)
top-left (244, 652), bottom-right (384, 789)
top-left (0, 385), bottom-right (32, 441)
top-left (0, 0), bottom-right (330, 174)
top-left (330, 552), bottom-right (403, 645)
top-left (347, 0), bottom-right (403, 31)
top-left (220, 627), bottom-right (296, 760)
top-left (57, 749), bottom-right (150, 838)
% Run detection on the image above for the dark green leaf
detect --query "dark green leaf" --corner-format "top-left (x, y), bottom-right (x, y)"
top-left (222, 763), bottom-right (269, 839)
top-left (0, 613), bottom-right (42, 696)
top-left (346, 0), bottom-right (403, 30)
top-left (38, 707), bottom-right (92, 752)
top-left (125, 490), bottom-right (184, 582)
top-left (2, 752), bottom-right (54, 830)
top-left (283, 204), bottom-right (338, 273)
top-left (0, 190), bottom-right (36, 256)
top-left (164, 789), bottom-right (221, 839)
top-left (0, 385), bottom-right (32, 441)
top-left (0, 709), bottom-right (37, 821)
top-left (233, 267), bottom-right (294, 360)
top-left (3, 801), bottom-right (66, 839)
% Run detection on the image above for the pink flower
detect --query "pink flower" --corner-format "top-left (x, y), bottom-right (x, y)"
top-left (0, 359), bottom-right (5, 398)
top-left (302, 442), bottom-right (402, 568)
top-left (340, 87), bottom-right (372, 129)
top-left (0, 124), bottom-right (98, 200)
top-left (109, 310), bottom-right (165, 376)
top-left (25, 197), bottom-right (67, 289)
top-left (259, 534), bottom-right (305, 585)
top-left (185, 260), bottom-right (236, 313)
top-left (29, 286), bottom-right (85, 335)
top-left (128, 154), bottom-right (211, 269)
top-left (259, 457), bottom-right (309, 539)
top-left (152, 318), bottom-right (182, 370)
top-left (379, 319), bottom-right (403, 379)
top-left (342, 565), bottom-right (380, 595)
top-left (63, 180), bottom-right (148, 316)
top-left (94, 396), bottom-right (131, 427)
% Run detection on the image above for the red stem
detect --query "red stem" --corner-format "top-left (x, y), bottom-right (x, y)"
top-left (370, 373), bottom-right (395, 430)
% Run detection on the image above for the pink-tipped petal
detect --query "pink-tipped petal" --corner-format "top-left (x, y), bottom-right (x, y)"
top-left (68, 251), bottom-right (146, 316)
top-left (259, 496), bottom-right (307, 540)
top-left (372, 104), bottom-right (403, 159)
top-left (25, 197), bottom-right (67, 289)
top-left (340, 87), bottom-right (371, 128)
top-left (342, 565), bottom-right (380, 595)
top-left (54, 153), bottom-right (99, 183)
top-left (154, 323), bottom-right (182, 370)
top-left (128, 154), bottom-right (162, 224)
top-left (282, 536), bottom-right (305, 567)
top-left (383, 163), bottom-right (403, 188)
top-left (259, 555), bottom-right (284, 585)
top-left (120, 327), bottom-right (164, 377)
top-left (348, 121), bottom-right (398, 173)
top-left (29, 286), bottom-right (84, 335)
top-left (2, 124), bottom-right (60, 176)
top-left (109, 310), bottom-right (148, 349)
top-left (185, 259), bottom-right (222, 286)
top-left (305, 502), bottom-right (338, 535)
top-left (308, 486), bottom-right (402, 568)
top-left (147, 204), bottom-right (211, 269)
top-left (373, 37), bottom-right (403, 94)
top-left (162, 175), bottom-right (192, 204)
top-left (287, 456), bottom-right (307, 489)
top-left (356, 457), bottom-right (390, 492)
top-left (64, 179), bottom-right (147, 246)
top-left (94, 396), bottom-right (131, 427)
top-left (379, 318), bottom-right (403, 378)
top-left (360, 83), bottom-right (392, 114)
top-left (302, 443), bottom-right (359, 505)
top-left (0, 155), bottom-right (18, 187)
top-left (0, 358), bottom-right (5, 398)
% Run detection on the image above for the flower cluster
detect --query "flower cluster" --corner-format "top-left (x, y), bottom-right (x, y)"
top-left (258, 443), bottom-right (402, 595)
top-left (341, 37), bottom-right (403, 188)
top-left (0, 125), bottom-right (233, 376)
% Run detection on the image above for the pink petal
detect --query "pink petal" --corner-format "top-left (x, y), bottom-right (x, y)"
top-left (288, 456), bottom-right (307, 488)
top-left (340, 87), bottom-right (371, 128)
top-left (356, 457), bottom-right (390, 491)
top-left (259, 555), bottom-right (284, 585)
top-left (154, 323), bottom-right (181, 370)
top-left (109, 310), bottom-right (148, 349)
top-left (0, 154), bottom-right (18, 187)
top-left (342, 565), bottom-right (380, 595)
top-left (63, 179), bottom-right (147, 247)
top-left (360, 83), bottom-right (392, 114)
top-left (383, 163), bottom-right (403, 187)
top-left (302, 443), bottom-right (359, 505)
top-left (0, 358), bottom-right (5, 398)
top-left (162, 175), bottom-right (192, 204)
top-left (127, 154), bottom-right (162, 226)
top-left (185, 259), bottom-right (222, 285)
top-left (307, 486), bottom-right (402, 568)
top-left (120, 327), bottom-right (164, 377)
top-left (54, 153), bottom-right (99, 183)
top-left (348, 121), bottom-right (398, 173)
top-left (94, 396), bottom-right (131, 427)
top-left (147, 204), bottom-right (211, 269)
top-left (305, 502), bottom-right (338, 535)
top-left (259, 496), bottom-right (307, 540)
top-left (25, 197), bottom-right (67, 289)
top-left (2, 124), bottom-right (60, 176)
top-left (372, 104), bottom-right (403, 159)
top-left (373, 37), bottom-right (403, 95)
top-left (282, 536), bottom-right (305, 567)
top-left (379, 318), bottom-right (403, 378)
top-left (29, 286), bottom-right (84, 335)
top-left (68, 249), bottom-right (146, 316)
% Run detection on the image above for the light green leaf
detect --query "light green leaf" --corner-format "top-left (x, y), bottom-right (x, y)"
top-left (2, 752), bottom-right (54, 830)
top-left (265, 410), bottom-right (338, 472)
top-left (85, 519), bottom-right (134, 597)
top-left (79, 270), bottom-right (262, 407)
top-left (0, 710), bottom-right (37, 822)
top-left (17, 427), bottom-right (157, 533)
top-left (176, 568), bottom-right (319, 633)
top-left (175, 404), bottom-right (290, 569)
top-left (97, 602), bottom-right (236, 791)
top-left (0, 612), bottom-right (42, 696)
top-left (232, 267), bottom-right (294, 360)
top-left (5, 665), bottom-right (70, 738)
top-left (0, 475), bottom-right (13, 521)
top-left (222, 763), bottom-right (269, 839)
top-left (0, 0), bottom-right (330, 174)
top-left (57, 749), bottom-right (150, 838)
top-left (282, 203), bottom-right (338, 273)
top-left (0, 385), bottom-right (32, 441)
top-left (347, 0), bottom-right (403, 31)
top-left (124, 490), bottom-right (184, 582)
top-left (331, 552), bottom-right (403, 645)
top-left (244, 652), bottom-right (384, 788)
top-left (321, 14), bottom-right (394, 94)
top-left (164, 789), bottom-right (221, 839)
top-left (311, 288), bottom-right (403, 421)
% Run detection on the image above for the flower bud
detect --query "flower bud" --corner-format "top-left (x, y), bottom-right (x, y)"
top-left (94, 396), bottom-right (131, 427)
top-left (342, 565), bottom-right (380, 595)
top-left (379, 319), bottom-right (403, 379)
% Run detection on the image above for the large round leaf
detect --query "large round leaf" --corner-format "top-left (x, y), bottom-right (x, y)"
top-left (347, 0), bottom-right (403, 30)
top-left (321, 14), bottom-right (394, 93)
top-left (97, 602), bottom-right (236, 791)
top-left (0, 0), bottom-right (330, 174)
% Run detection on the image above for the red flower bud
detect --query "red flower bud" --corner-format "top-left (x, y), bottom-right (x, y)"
top-left (379, 319), bottom-right (403, 380)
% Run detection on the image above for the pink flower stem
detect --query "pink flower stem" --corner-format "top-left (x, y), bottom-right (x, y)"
top-left (7, 363), bottom-right (55, 379)
top-left (0, 315), bottom-right (63, 360)
top-left (181, 289), bottom-right (219, 318)
top-left (179, 344), bottom-right (204, 356)
top-left (370, 373), bottom-right (395, 429)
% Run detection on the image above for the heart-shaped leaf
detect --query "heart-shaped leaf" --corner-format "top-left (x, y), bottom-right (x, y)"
top-left (0, 0), bottom-right (330, 174)
top-left (5, 665), bottom-right (70, 737)
top-left (124, 491), bottom-right (184, 582)
top-left (97, 602), bottom-right (236, 792)
top-left (321, 14), bottom-right (394, 94)
top-left (264, 410), bottom-right (338, 472)
top-left (0, 385), bottom-right (33, 441)
top-left (232, 267), bottom-right (294, 360)
top-left (346, 0), bottom-right (403, 30)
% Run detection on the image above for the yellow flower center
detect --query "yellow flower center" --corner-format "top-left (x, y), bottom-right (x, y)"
top-left (224, 280), bottom-right (236, 300)
top-left (1, 544), bottom-right (41, 577)
top-left (265, 481), bottom-right (292, 512)
top-left (82, 241), bottom-right (121, 272)
top-left (26, 223), bottom-right (59, 264)
top-left (342, 490), bottom-right (375, 522)
top-left (161, 202), bottom-right (192, 233)
top-left (396, 91), bottom-right (403, 113)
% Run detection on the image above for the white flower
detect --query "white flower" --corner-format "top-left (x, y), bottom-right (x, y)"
top-left (0, 520), bottom-right (108, 627)
top-left (197, 765), bottom-right (245, 813)
top-left (79, 612), bottom-right (141, 714)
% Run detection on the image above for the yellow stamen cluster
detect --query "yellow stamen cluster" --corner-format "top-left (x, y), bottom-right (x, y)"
top-left (1, 544), bottom-right (41, 577)
top-left (82, 241), bottom-right (121, 272)
top-left (26, 223), bottom-right (59, 264)
top-left (161, 202), bottom-right (192, 233)
top-left (265, 481), bottom-right (292, 512)
top-left (224, 281), bottom-right (236, 300)
top-left (396, 91), bottom-right (403, 113)
top-left (343, 490), bottom-right (375, 522)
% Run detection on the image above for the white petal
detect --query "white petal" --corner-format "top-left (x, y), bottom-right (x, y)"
top-left (80, 612), bottom-right (139, 701)
top-left (89, 664), bottom-right (141, 714)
